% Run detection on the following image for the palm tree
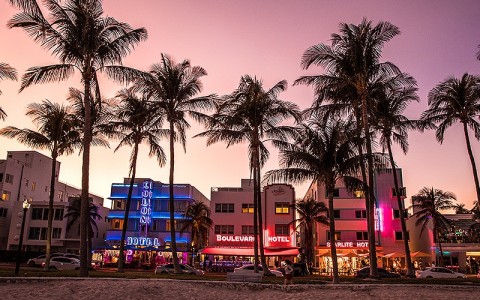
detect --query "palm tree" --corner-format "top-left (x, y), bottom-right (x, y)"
top-left (0, 100), bottom-right (80, 270)
top-left (289, 197), bottom-right (328, 270)
top-left (7, 0), bottom-right (147, 276)
top-left (372, 73), bottom-right (420, 277)
top-left (264, 117), bottom-right (365, 283)
top-left (134, 54), bottom-right (215, 274)
top-left (178, 200), bottom-right (213, 266)
top-left (197, 75), bottom-right (300, 275)
top-left (295, 18), bottom-right (402, 278)
top-left (421, 74), bottom-right (480, 215)
top-left (64, 197), bottom-right (102, 266)
top-left (108, 88), bottom-right (167, 273)
top-left (0, 62), bottom-right (17, 120)
top-left (454, 203), bottom-right (471, 214)
top-left (411, 187), bottom-right (456, 266)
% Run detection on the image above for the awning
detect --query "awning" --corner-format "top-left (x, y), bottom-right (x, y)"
top-left (200, 247), bottom-right (299, 256)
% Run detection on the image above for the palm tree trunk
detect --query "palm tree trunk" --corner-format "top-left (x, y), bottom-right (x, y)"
top-left (118, 143), bottom-right (139, 273)
top-left (327, 182), bottom-right (339, 284)
top-left (256, 162), bottom-right (270, 275)
top-left (252, 155), bottom-right (260, 273)
top-left (44, 150), bottom-right (57, 271)
top-left (463, 122), bottom-right (480, 214)
top-left (169, 121), bottom-right (181, 274)
top-left (386, 141), bottom-right (414, 277)
top-left (360, 92), bottom-right (379, 279)
top-left (434, 225), bottom-right (444, 267)
top-left (79, 70), bottom-right (93, 277)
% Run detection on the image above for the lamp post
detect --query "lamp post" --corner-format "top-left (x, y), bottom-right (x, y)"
top-left (14, 199), bottom-right (30, 276)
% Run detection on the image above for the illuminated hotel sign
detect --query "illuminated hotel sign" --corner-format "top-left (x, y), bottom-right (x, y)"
top-left (326, 241), bottom-right (369, 248)
top-left (216, 235), bottom-right (254, 242)
top-left (140, 181), bottom-right (153, 227)
top-left (267, 236), bottom-right (290, 243)
top-left (127, 237), bottom-right (161, 246)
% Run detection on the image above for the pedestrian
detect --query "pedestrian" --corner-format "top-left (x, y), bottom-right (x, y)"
top-left (431, 261), bottom-right (436, 268)
top-left (283, 260), bottom-right (294, 286)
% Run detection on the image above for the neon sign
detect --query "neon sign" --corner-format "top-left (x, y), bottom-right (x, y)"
top-left (127, 237), bottom-right (161, 246)
top-left (140, 181), bottom-right (153, 227)
top-left (326, 241), bottom-right (369, 248)
top-left (267, 236), bottom-right (290, 243)
top-left (374, 208), bottom-right (384, 232)
top-left (216, 235), bottom-right (254, 242)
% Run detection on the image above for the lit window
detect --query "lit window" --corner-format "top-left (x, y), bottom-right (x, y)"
top-left (354, 190), bottom-right (364, 198)
top-left (242, 203), bottom-right (254, 213)
top-left (326, 231), bottom-right (342, 241)
top-left (275, 203), bottom-right (290, 214)
top-left (1, 191), bottom-right (11, 201)
top-left (31, 182), bottom-right (36, 191)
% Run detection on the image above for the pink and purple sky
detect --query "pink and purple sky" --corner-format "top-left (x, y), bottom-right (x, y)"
top-left (1, 0), bottom-right (479, 209)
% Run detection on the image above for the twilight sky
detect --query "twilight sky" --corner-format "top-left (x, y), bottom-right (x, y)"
top-left (0, 0), bottom-right (479, 209)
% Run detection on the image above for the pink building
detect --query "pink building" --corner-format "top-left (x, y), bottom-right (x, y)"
top-left (305, 169), bottom-right (413, 273)
top-left (202, 179), bottom-right (299, 267)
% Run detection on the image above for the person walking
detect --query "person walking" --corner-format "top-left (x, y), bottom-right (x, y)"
top-left (284, 260), bottom-right (294, 286)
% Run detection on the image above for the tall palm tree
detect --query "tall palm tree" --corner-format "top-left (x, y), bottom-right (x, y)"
top-left (7, 0), bottom-right (147, 276)
top-left (0, 62), bottom-right (17, 120)
top-left (454, 203), bottom-right (471, 214)
top-left (289, 197), bottom-right (328, 270)
top-left (421, 74), bottom-right (480, 215)
top-left (178, 200), bottom-right (213, 266)
top-left (264, 117), bottom-right (365, 283)
top-left (372, 73), bottom-right (420, 277)
top-left (134, 54), bottom-right (215, 274)
top-left (64, 197), bottom-right (102, 265)
top-left (197, 75), bottom-right (300, 275)
top-left (411, 187), bottom-right (456, 266)
top-left (295, 18), bottom-right (402, 278)
top-left (108, 88), bottom-right (167, 273)
top-left (0, 100), bottom-right (80, 270)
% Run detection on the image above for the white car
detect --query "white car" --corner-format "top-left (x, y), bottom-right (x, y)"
top-left (155, 263), bottom-right (204, 275)
top-left (416, 267), bottom-right (466, 279)
top-left (233, 264), bottom-right (283, 277)
top-left (27, 253), bottom-right (65, 267)
top-left (42, 257), bottom-right (81, 271)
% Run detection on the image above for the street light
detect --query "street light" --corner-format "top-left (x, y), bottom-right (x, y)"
top-left (14, 199), bottom-right (30, 276)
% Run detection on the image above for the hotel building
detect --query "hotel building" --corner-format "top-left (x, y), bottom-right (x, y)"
top-left (105, 178), bottom-right (209, 264)
top-left (201, 179), bottom-right (299, 267)
top-left (305, 169), bottom-right (413, 272)
top-left (0, 150), bottom-right (108, 253)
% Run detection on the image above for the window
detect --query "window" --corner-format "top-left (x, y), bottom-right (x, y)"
top-left (112, 219), bottom-right (122, 230)
top-left (275, 224), bottom-right (290, 236)
top-left (166, 220), bottom-right (182, 231)
top-left (326, 231), bottom-right (342, 241)
top-left (355, 210), bottom-right (367, 218)
top-left (215, 203), bottom-right (234, 213)
top-left (241, 225), bottom-right (254, 235)
top-left (395, 231), bottom-right (409, 241)
top-left (31, 208), bottom-right (44, 220)
top-left (52, 228), bottom-right (61, 239)
top-left (5, 174), bottom-right (14, 184)
top-left (275, 203), bottom-right (290, 214)
top-left (31, 182), bottom-right (36, 191)
top-left (58, 191), bottom-right (64, 200)
top-left (28, 227), bottom-right (47, 240)
top-left (242, 203), bottom-right (254, 213)
top-left (327, 210), bottom-right (341, 218)
top-left (214, 225), bottom-right (234, 234)
top-left (392, 187), bottom-right (406, 197)
top-left (356, 232), bottom-right (368, 241)
top-left (54, 209), bottom-right (64, 220)
top-left (0, 207), bottom-right (7, 218)
top-left (325, 188), bottom-right (340, 198)
top-left (1, 191), bottom-right (11, 201)
top-left (174, 200), bottom-right (188, 212)
top-left (393, 209), bottom-right (407, 219)
top-left (0, 173), bottom-right (3, 182)
top-left (354, 190), bottom-right (364, 198)
top-left (25, 179), bottom-right (29, 187)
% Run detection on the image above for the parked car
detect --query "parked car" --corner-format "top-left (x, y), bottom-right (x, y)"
top-left (42, 257), bottom-right (81, 271)
top-left (63, 253), bottom-right (80, 260)
top-left (415, 267), bottom-right (466, 279)
top-left (233, 264), bottom-right (283, 277)
top-left (354, 267), bottom-right (401, 278)
top-left (155, 263), bottom-right (204, 275)
top-left (27, 253), bottom-right (65, 267)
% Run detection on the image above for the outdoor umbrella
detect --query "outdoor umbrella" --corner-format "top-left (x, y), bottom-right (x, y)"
top-left (411, 251), bottom-right (430, 258)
